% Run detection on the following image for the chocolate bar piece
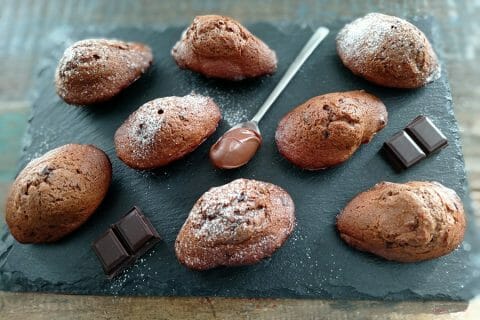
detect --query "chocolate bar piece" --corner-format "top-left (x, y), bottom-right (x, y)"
top-left (405, 115), bottom-right (448, 154)
top-left (92, 229), bottom-right (134, 278)
top-left (92, 207), bottom-right (161, 278)
top-left (113, 206), bottom-right (160, 257)
top-left (383, 131), bottom-right (426, 170)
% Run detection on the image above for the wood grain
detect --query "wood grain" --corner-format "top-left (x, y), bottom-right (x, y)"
top-left (0, 292), bottom-right (478, 320)
top-left (0, 0), bottom-right (479, 318)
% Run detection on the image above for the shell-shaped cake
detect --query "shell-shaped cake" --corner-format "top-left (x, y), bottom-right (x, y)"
top-left (55, 39), bottom-right (153, 105)
top-left (172, 15), bottom-right (277, 80)
top-left (175, 179), bottom-right (295, 270)
top-left (336, 13), bottom-right (440, 88)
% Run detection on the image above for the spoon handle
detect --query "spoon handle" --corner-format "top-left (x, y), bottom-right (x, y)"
top-left (250, 26), bottom-right (330, 124)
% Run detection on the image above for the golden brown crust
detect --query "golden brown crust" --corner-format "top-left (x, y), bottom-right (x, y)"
top-left (175, 179), bottom-right (295, 270)
top-left (5, 144), bottom-right (112, 243)
top-left (336, 181), bottom-right (466, 262)
top-left (275, 90), bottom-right (387, 170)
top-left (114, 94), bottom-right (221, 170)
top-left (55, 39), bottom-right (153, 105)
top-left (336, 13), bottom-right (440, 88)
top-left (171, 15), bottom-right (277, 80)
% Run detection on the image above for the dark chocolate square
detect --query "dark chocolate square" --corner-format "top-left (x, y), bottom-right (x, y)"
top-left (92, 229), bottom-right (133, 277)
top-left (383, 131), bottom-right (426, 170)
top-left (405, 115), bottom-right (448, 154)
top-left (113, 207), bottom-right (160, 254)
top-left (92, 207), bottom-right (161, 279)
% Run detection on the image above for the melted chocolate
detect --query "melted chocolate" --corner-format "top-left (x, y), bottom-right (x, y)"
top-left (209, 127), bottom-right (262, 169)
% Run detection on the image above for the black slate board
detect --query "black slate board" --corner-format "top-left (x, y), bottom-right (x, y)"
top-left (1, 19), bottom-right (479, 300)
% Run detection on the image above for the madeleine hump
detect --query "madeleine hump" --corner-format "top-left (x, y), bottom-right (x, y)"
top-left (336, 13), bottom-right (440, 88)
top-left (275, 90), bottom-right (387, 170)
top-left (6, 144), bottom-right (112, 243)
top-left (336, 181), bottom-right (465, 262)
top-left (55, 38), bottom-right (153, 105)
top-left (115, 94), bottom-right (221, 170)
top-left (175, 179), bottom-right (295, 270)
top-left (172, 15), bottom-right (277, 80)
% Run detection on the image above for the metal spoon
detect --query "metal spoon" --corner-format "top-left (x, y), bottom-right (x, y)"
top-left (209, 26), bottom-right (330, 169)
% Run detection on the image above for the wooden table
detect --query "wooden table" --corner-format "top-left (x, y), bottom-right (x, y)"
top-left (1, 0), bottom-right (479, 318)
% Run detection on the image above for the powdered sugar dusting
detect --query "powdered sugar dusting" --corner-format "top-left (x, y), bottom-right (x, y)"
top-left (181, 86), bottom-right (250, 126)
top-left (337, 13), bottom-right (392, 60)
top-left (56, 39), bottom-right (153, 104)
top-left (189, 179), bottom-right (267, 244)
top-left (58, 39), bottom-right (147, 77)
top-left (426, 62), bottom-right (442, 82)
top-left (337, 12), bottom-right (441, 85)
top-left (127, 101), bottom-right (165, 148)
top-left (126, 94), bottom-right (211, 159)
top-left (193, 88), bottom-right (250, 126)
top-left (222, 107), bottom-right (249, 126)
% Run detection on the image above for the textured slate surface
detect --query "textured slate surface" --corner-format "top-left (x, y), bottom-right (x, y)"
top-left (0, 19), bottom-right (479, 300)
